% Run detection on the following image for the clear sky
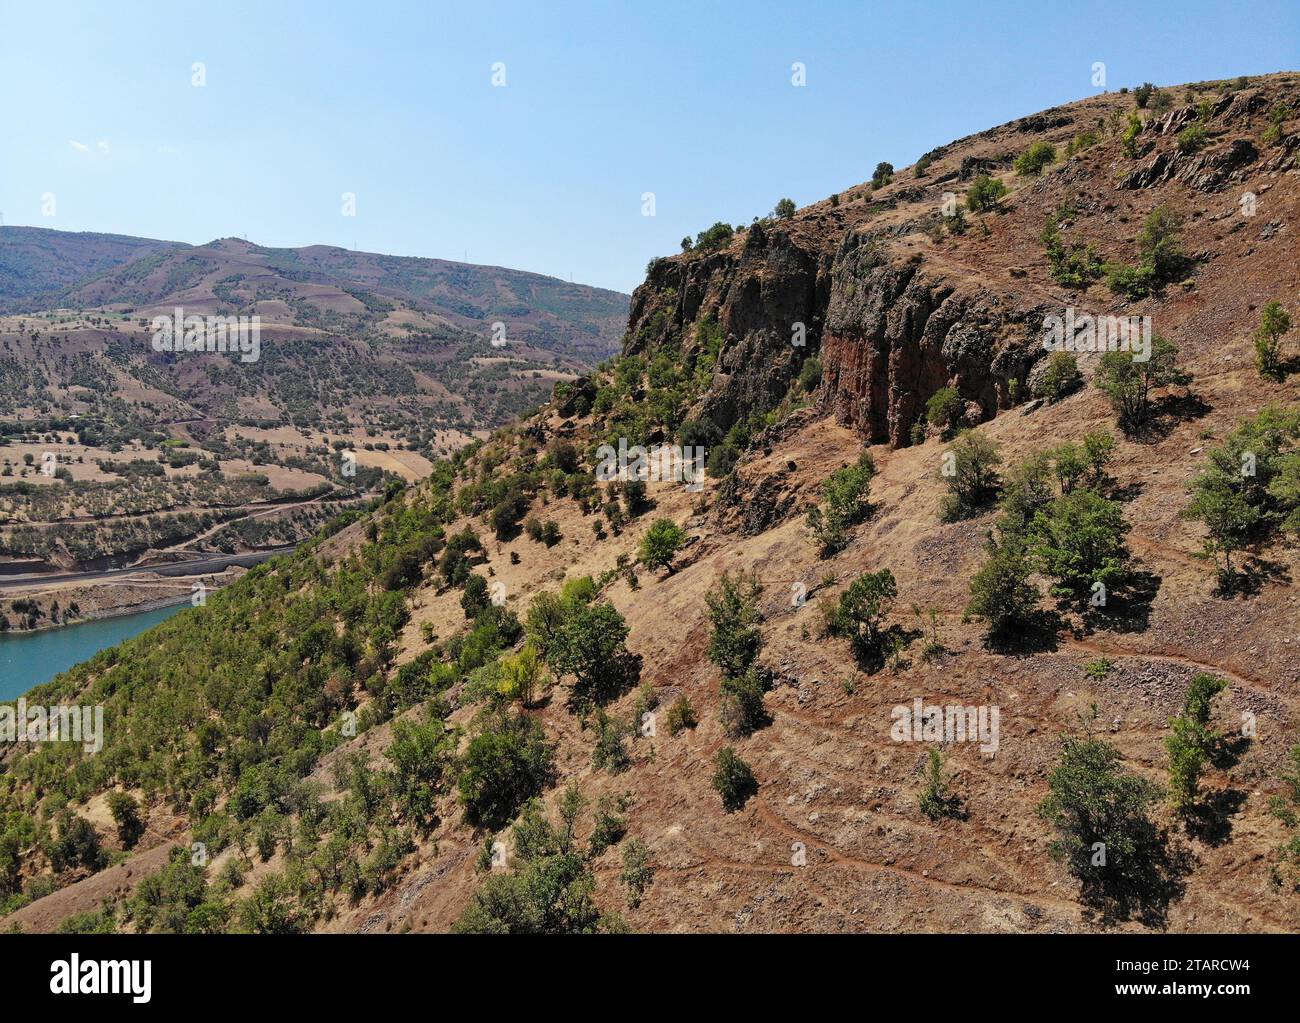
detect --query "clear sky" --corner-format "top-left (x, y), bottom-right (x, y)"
top-left (2, 0), bottom-right (1296, 294)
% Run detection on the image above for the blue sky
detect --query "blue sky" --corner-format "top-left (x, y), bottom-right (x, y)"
top-left (1, 0), bottom-right (1296, 294)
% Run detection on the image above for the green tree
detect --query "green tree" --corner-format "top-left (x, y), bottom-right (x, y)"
top-left (106, 791), bottom-right (144, 849)
top-left (965, 174), bottom-right (1007, 213)
top-left (1036, 736), bottom-right (1169, 914)
top-left (457, 710), bottom-right (555, 829)
top-left (807, 452), bottom-right (875, 555)
top-left (712, 747), bottom-right (757, 812)
top-left (551, 600), bottom-right (638, 705)
top-left (638, 518), bottom-right (687, 574)
top-left (1093, 334), bottom-right (1189, 435)
top-left (1165, 674), bottom-right (1226, 814)
top-left (1254, 301), bottom-right (1292, 380)
top-left (1033, 352), bottom-right (1083, 403)
top-left (705, 570), bottom-right (764, 677)
top-left (965, 535), bottom-right (1039, 639)
top-left (919, 750), bottom-right (961, 820)
top-left (1029, 489), bottom-right (1131, 601)
top-left (926, 386), bottom-right (964, 436)
top-left (773, 197), bottom-right (796, 220)
top-left (939, 431), bottom-right (1002, 521)
top-left (1015, 141), bottom-right (1056, 176)
top-left (826, 569), bottom-right (897, 662)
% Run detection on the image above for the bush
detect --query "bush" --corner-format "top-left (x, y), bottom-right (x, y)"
top-left (550, 600), bottom-right (639, 706)
top-left (1165, 674), bottom-right (1226, 813)
top-left (591, 709), bottom-right (632, 773)
top-left (1254, 301), bottom-right (1291, 381)
top-left (712, 747), bottom-right (757, 811)
top-left (1041, 214), bottom-right (1103, 289)
top-left (1176, 123), bottom-right (1207, 153)
top-left (638, 518), bottom-right (687, 574)
top-left (1134, 82), bottom-right (1155, 108)
top-left (1034, 352), bottom-right (1083, 403)
top-left (1185, 405), bottom-right (1300, 582)
top-left (1106, 206), bottom-right (1191, 299)
top-left (807, 452), bottom-right (875, 555)
top-left (939, 431), bottom-right (1002, 521)
top-left (919, 750), bottom-right (961, 820)
top-left (1029, 489), bottom-right (1131, 601)
top-left (457, 711), bottom-right (556, 829)
top-left (797, 356), bottom-right (822, 392)
top-left (1036, 737), bottom-right (1170, 914)
top-left (965, 174), bottom-right (1007, 213)
top-left (107, 792), bottom-right (144, 849)
top-left (705, 570), bottom-right (764, 678)
top-left (1014, 141), bottom-right (1056, 176)
top-left (965, 536), bottom-right (1039, 638)
top-left (461, 573), bottom-right (490, 618)
top-left (872, 161), bottom-right (894, 187)
top-left (665, 695), bottom-right (698, 735)
top-left (694, 222), bottom-right (734, 253)
top-left (925, 386), bottom-right (964, 435)
top-left (825, 569), bottom-right (897, 662)
top-left (720, 666), bottom-right (770, 737)
top-left (620, 838), bottom-right (654, 908)
top-left (1094, 334), bottom-right (1189, 435)
top-left (773, 197), bottom-right (796, 220)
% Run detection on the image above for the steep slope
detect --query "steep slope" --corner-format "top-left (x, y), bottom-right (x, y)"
top-left (3, 73), bottom-right (1300, 935)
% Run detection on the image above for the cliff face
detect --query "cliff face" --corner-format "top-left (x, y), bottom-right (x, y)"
top-left (626, 225), bottom-right (831, 432)
top-left (626, 216), bottom-right (1036, 449)
top-left (820, 235), bottom-right (1035, 446)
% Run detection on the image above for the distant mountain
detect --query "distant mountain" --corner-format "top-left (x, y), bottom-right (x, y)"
top-left (0, 228), bottom-right (628, 362)
top-left (0, 227), bottom-right (183, 309)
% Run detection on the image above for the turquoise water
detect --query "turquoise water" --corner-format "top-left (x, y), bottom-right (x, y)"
top-left (0, 603), bottom-right (187, 702)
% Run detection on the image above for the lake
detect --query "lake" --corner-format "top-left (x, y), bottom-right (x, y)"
top-left (0, 603), bottom-right (187, 702)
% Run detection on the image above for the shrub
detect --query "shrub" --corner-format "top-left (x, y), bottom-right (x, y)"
top-left (591, 709), bottom-right (632, 773)
top-left (1134, 82), bottom-right (1155, 108)
top-left (1105, 206), bottom-right (1191, 299)
top-left (872, 161), bottom-right (894, 187)
top-left (1254, 301), bottom-right (1291, 381)
top-left (1014, 141), bottom-right (1056, 176)
top-left (550, 600), bottom-right (639, 706)
top-left (1185, 405), bottom-right (1300, 582)
top-left (1165, 674), bottom-right (1226, 814)
top-left (694, 222), bottom-right (734, 253)
top-left (919, 750), bottom-right (961, 820)
top-left (1034, 352), bottom-right (1083, 403)
top-left (1094, 334), bottom-right (1189, 435)
top-left (826, 569), bottom-right (897, 662)
top-left (1029, 489), bottom-right (1131, 601)
top-left (965, 535), bottom-right (1039, 638)
top-left (1121, 112), bottom-right (1143, 157)
top-left (107, 792), bottom-right (144, 849)
top-left (498, 643), bottom-right (547, 707)
top-left (638, 518), bottom-right (687, 574)
top-left (965, 174), bottom-right (1007, 213)
top-left (458, 711), bottom-right (555, 830)
top-left (807, 452), bottom-right (876, 555)
top-left (1176, 123), bottom-right (1207, 153)
top-left (797, 356), bottom-right (822, 392)
top-left (1041, 214), bottom-right (1103, 289)
top-left (665, 695), bottom-right (698, 735)
top-left (939, 431), bottom-right (1002, 521)
top-left (705, 570), bottom-right (764, 677)
top-left (620, 838), bottom-right (654, 908)
top-left (720, 666), bottom-right (771, 737)
top-left (461, 573), bottom-right (490, 618)
top-left (1037, 736), bottom-right (1170, 913)
top-left (925, 386), bottom-right (964, 435)
top-left (712, 747), bottom-right (757, 811)
top-left (773, 197), bottom-right (796, 220)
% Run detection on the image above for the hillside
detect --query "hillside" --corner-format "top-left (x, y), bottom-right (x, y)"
top-left (3, 72), bottom-right (1300, 935)
top-left (0, 231), bottom-right (628, 613)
